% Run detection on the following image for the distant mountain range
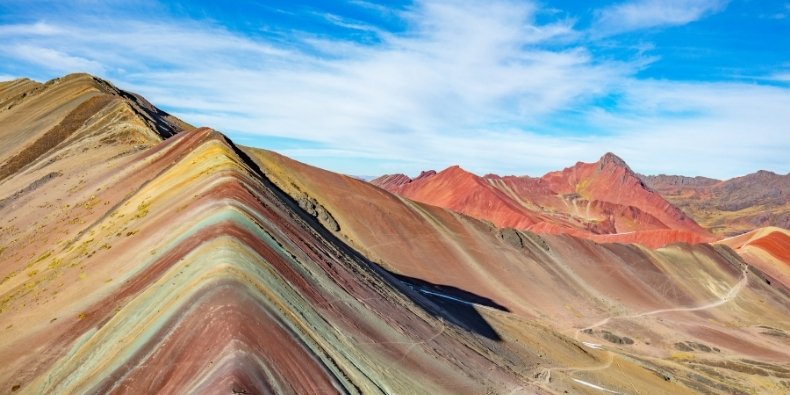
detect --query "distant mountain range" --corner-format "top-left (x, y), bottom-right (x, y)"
top-left (371, 153), bottom-right (710, 248)
top-left (372, 155), bottom-right (788, 245)
top-left (641, 171), bottom-right (789, 236)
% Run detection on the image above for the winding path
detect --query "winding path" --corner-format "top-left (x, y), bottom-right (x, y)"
top-left (404, 264), bottom-right (750, 393)
top-left (539, 264), bottom-right (749, 393)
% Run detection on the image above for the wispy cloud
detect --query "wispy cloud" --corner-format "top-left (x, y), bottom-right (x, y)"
top-left (593, 0), bottom-right (728, 36)
top-left (0, 21), bottom-right (63, 36)
top-left (0, 0), bottom-right (786, 179)
top-left (770, 72), bottom-right (790, 82)
top-left (6, 44), bottom-right (106, 74)
top-left (322, 13), bottom-right (382, 33)
top-left (582, 80), bottom-right (790, 176)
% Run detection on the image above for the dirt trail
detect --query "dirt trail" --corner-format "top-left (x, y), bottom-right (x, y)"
top-left (575, 264), bottom-right (749, 341)
top-left (538, 264), bottom-right (749, 392)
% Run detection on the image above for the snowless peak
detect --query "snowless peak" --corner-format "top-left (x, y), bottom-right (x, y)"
top-left (598, 152), bottom-right (631, 171)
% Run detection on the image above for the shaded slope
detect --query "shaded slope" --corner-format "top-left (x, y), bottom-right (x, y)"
top-left (372, 153), bottom-right (712, 248)
top-left (643, 171), bottom-right (790, 236)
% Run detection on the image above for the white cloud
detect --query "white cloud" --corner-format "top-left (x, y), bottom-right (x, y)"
top-left (322, 13), bottom-right (382, 33)
top-left (6, 44), bottom-right (106, 74)
top-left (582, 81), bottom-right (790, 177)
top-left (593, 0), bottom-right (728, 36)
top-left (86, 1), bottom-right (622, 148)
top-left (0, 0), bottom-right (786, 179)
top-left (0, 21), bottom-right (62, 36)
top-left (770, 72), bottom-right (790, 82)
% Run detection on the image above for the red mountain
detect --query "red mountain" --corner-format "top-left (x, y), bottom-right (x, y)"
top-left (371, 153), bottom-right (713, 248)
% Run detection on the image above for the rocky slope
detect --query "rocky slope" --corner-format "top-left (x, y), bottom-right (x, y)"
top-left (642, 172), bottom-right (790, 236)
top-left (371, 153), bottom-right (712, 248)
top-left (1, 74), bottom-right (789, 394)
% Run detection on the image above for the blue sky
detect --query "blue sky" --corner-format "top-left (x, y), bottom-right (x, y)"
top-left (0, 0), bottom-right (788, 178)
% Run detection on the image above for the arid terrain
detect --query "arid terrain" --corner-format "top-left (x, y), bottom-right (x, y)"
top-left (642, 172), bottom-right (790, 237)
top-left (1, 74), bottom-right (789, 394)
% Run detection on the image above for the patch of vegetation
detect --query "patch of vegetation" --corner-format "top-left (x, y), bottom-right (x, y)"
top-left (0, 270), bottom-right (18, 286)
top-left (675, 341), bottom-right (715, 353)
top-left (73, 238), bottom-right (95, 256)
top-left (33, 251), bottom-right (52, 264)
top-left (134, 200), bottom-right (151, 219)
top-left (0, 279), bottom-right (38, 313)
top-left (669, 351), bottom-right (695, 360)
top-left (83, 195), bottom-right (99, 210)
top-left (759, 326), bottom-right (789, 338)
top-left (601, 330), bottom-right (634, 345)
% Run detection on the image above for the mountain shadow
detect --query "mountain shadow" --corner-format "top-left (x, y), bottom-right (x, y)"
top-left (231, 140), bottom-right (508, 341)
top-left (385, 271), bottom-right (508, 341)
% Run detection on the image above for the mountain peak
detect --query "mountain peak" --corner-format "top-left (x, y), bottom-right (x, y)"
top-left (598, 152), bottom-right (629, 169)
top-left (436, 165), bottom-right (483, 182)
top-left (44, 72), bottom-right (107, 92)
top-left (58, 72), bottom-right (99, 81)
top-left (370, 173), bottom-right (412, 189)
top-left (1, 76), bottom-right (33, 84)
top-left (441, 164), bottom-right (472, 175)
top-left (753, 169), bottom-right (778, 177)
top-left (414, 170), bottom-right (437, 181)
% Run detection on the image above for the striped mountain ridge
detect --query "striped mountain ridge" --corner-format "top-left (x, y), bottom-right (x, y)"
top-left (0, 74), bottom-right (789, 394)
top-left (1, 128), bottom-right (537, 393)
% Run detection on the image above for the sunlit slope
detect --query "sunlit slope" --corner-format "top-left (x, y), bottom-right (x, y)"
top-left (371, 153), bottom-right (712, 248)
top-left (246, 146), bottom-right (790, 394)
